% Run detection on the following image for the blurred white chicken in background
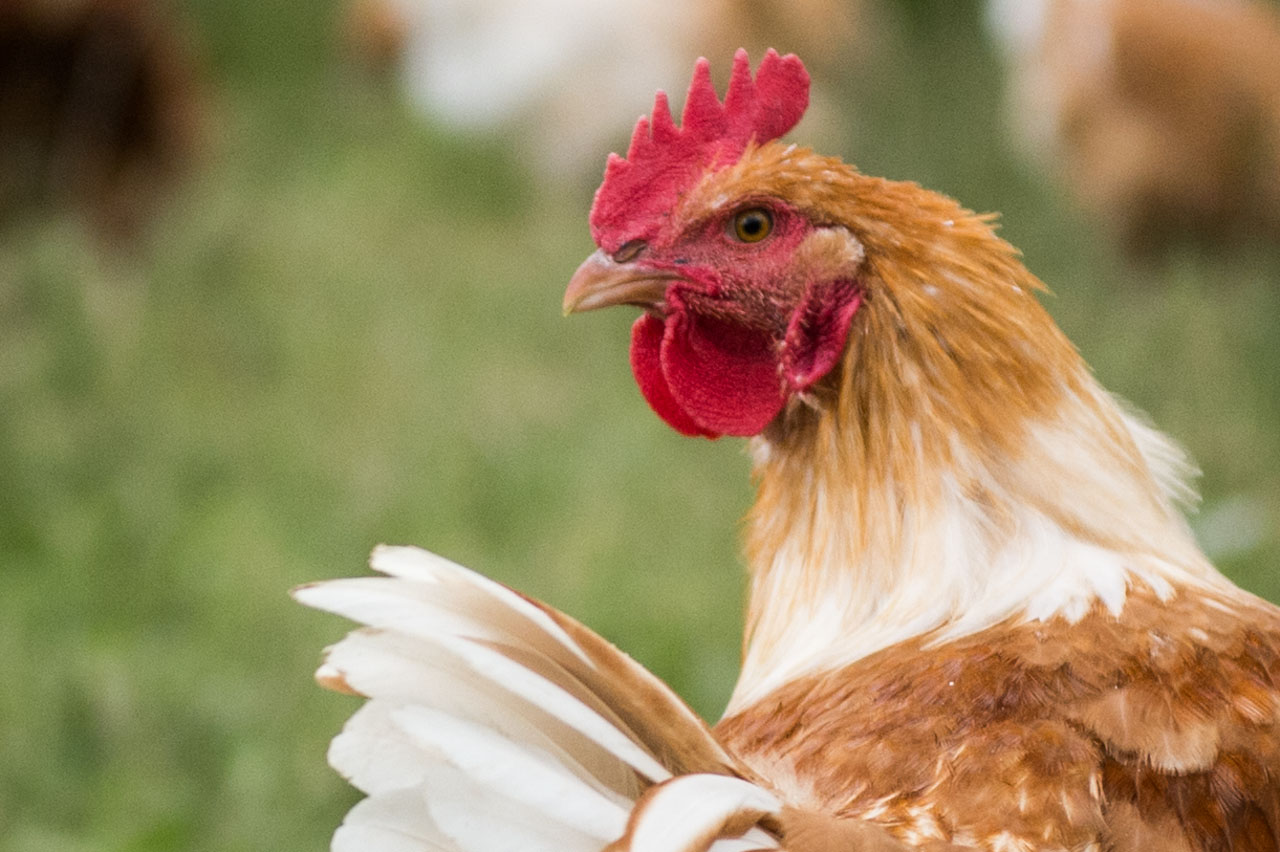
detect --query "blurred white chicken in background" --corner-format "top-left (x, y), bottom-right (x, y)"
top-left (987, 0), bottom-right (1280, 255)
top-left (338, 0), bottom-right (874, 188)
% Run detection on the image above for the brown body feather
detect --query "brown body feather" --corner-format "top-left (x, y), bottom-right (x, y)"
top-left (720, 586), bottom-right (1280, 850)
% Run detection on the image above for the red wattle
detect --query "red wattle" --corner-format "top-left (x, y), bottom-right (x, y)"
top-left (630, 315), bottom-right (718, 437)
top-left (781, 279), bottom-right (862, 393)
top-left (631, 307), bottom-right (787, 438)
top-left (661, 311), bottom-right (785, 436)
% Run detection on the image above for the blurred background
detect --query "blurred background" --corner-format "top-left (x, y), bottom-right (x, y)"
top-left (1, 0), bottom-right (1277, 849)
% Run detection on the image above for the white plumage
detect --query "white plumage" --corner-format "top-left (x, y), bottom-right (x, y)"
top-left (295, 545), bottom-right (782, 852)
top-left (338, 0), bottom-right (874, 186)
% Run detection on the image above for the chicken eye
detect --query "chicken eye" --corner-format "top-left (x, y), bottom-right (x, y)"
top-left (731, 208), bottom-right (773, 243)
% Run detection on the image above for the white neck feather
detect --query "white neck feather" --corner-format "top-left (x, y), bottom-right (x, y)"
top-left (726, 374), bottom-right (1230, 715)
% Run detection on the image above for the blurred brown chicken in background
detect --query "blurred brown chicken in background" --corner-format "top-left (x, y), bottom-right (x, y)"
top-left (337, 0), bottom-right (876, 189)
top-left (340, 0), bottom-right (411, 78)
top-left (988, 0), bottom-right (1280, 256)
top-left (0, 0), bottom-right (205, 242)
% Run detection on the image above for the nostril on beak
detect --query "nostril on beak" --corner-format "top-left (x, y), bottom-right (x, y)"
top-left (612, 240), bottom-right (646, 263)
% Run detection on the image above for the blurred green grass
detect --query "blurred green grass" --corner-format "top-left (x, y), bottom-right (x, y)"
top-left (0, 1), bottom-right (1276, 850)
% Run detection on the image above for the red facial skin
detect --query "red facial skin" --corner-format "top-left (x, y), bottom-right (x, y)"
top-left (567, 51), bottom-right (860, 439)
top-left (616, 201), bottom-right (861, 438)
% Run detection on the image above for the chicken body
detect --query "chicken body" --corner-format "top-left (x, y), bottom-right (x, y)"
top-left (303, 51), bottom-right (1280, 851)
top-left (567, 50), bottom-right (1280, 849)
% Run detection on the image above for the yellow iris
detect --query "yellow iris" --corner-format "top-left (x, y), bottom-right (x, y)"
top-left (732, 208), bottom-right (773, 243)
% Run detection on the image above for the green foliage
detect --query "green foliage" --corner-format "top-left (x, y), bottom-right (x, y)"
top-left (0, 1), bottom-right (1276, 849)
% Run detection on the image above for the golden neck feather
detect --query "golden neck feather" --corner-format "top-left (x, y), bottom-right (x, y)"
top-left (727, 170), bottom-right (1221, 711)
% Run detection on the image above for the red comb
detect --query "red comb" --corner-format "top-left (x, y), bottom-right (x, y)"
top-left (588, 49), bottom-right (810, 252)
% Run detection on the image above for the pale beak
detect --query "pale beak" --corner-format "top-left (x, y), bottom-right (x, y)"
top-left (562, 249), bottom-right (679, 316)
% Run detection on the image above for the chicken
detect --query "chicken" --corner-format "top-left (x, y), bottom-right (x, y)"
top-left (0, 0), bottom-right (204, 240)
top-left (300, 51), bottom-right (1280, 850)
top-left (986, 0), bottom-right (1280, 254)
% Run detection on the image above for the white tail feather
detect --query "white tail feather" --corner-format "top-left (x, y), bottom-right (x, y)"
top-left (331, 789), bottom-right (455, 852)
top-left (708, 837), bottom-right (780, 852)
top-left (418, 758), bottom-right (615, 852)
top-left (329, 700), bottom-right (438, 796)
top-left (296, 546), bottom-right (784, 852)
top-left (392, 705), bottom-right (630, 839)
top-left (298, 580), bottom-right (673, 785)
top-left (620, 775), bottom-right (782, 852)
top-left (323, 633), bottom-right (643, 800)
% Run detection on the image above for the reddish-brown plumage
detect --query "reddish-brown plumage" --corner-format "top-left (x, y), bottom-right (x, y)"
top-left (717, 587), bottom-right (1280, 849)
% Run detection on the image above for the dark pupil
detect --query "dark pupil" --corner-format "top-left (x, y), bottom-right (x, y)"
top-left (741, 214), bottom-right (764, 235)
